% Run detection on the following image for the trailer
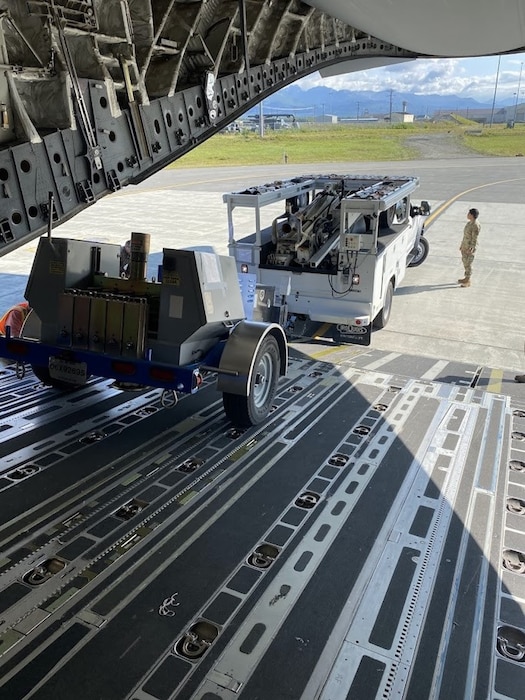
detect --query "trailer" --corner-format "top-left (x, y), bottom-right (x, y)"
top-left (225, 174), bottom-right (430, 345)
top-left (0, 232), bottom-right (287, 429)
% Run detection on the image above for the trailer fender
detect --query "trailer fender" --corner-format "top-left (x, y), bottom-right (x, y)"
top-left (217, 321), bottom-right (287, 397)
top-left (20, 308), bottom-right (42, 341)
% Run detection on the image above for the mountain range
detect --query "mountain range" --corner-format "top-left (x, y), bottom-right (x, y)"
top-left (254, 84), bottom-right (515, 119)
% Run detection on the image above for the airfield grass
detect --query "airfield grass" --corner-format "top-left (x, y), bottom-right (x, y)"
top-left (170, 122), bottom-right (525, 167)
top-left (462, 124), bottom-right (525, 156)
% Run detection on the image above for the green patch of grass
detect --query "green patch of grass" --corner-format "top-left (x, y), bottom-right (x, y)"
top-left (450, 113), bottom-right (480, 126)
top-left (460, 124), bottom-right (525, 156)
top-left (171, 125), bottom-right (420, 167)
top-left (168, 122), bottom-right (525, 168)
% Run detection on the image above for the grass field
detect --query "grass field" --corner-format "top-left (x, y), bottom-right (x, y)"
top-left (462, 125), bottom-right (525, 156)
top-left (170, 121), bottom-right (525, 168)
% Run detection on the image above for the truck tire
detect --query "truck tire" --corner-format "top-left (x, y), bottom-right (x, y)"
top-left (408, 236), bottom-right (429, 267)
top-left (373, 280), bottom-right (394, 329)
top-left (222, 335), bottom-right (280, 428)
top-left (31, 364), bottom-right (80, 391)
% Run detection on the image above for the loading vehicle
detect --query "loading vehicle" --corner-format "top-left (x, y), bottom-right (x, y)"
top-left (226, 174), bottom-right (430, 345)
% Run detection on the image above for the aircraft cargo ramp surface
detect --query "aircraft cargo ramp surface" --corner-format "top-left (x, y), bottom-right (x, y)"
top-left (0, 347), bottom-right (523, 700)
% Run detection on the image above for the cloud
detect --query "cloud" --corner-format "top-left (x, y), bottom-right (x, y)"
top-left (295, 54), bottom-right (525, 103)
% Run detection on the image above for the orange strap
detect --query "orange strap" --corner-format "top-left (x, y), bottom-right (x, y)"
top-left (0, 303), bottom-right (29, 335)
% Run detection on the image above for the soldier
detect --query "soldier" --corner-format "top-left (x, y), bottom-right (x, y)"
top-left (0, 301), bottom-right (30, 337)
top-left (458, 208), bottom-right (480, 287)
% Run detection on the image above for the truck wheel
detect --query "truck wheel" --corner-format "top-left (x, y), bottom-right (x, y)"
top-left (408, 236), bottom-right (429, 267)
top-left (373, 280), bottom-right (394, 329)
top-left (222, 335), bottom-right (280, 428)
top-left (31, 364), bottom-right (79, 391)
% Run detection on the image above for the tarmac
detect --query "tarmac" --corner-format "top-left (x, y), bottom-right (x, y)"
top-left (0, 155), bottom-right (524, 374)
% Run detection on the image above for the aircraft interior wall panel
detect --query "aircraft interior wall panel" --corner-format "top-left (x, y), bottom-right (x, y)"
top-left (42, 133), bottom-right (79, 219)
top-left (158, 97), bottom-right (181, 153)
top-left (179, 86), bottom-right (210, 142)
top-left (87, 81), bottom-right (138, 191)
top-left (0, 151), bottom-right (25, 247)
top-left (139, 99), bottom-right (172, 166)
top-left (216, 74), bottom-right (241, 120)
top-left (10, 142), bottom-right (58, 236)
top-left (167, 91), bottom-right (192, 150)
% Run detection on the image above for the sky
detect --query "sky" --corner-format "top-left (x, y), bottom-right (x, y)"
top-left (295, 53), bottom-right (525, 104)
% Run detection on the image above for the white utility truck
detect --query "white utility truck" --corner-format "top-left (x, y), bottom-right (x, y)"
top-left (226, 174), bottom-right (430, 345)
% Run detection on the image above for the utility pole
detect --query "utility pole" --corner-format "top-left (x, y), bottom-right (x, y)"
top-left (513, 62), bottom-right (523, 124)
top-left (489, 55), bottom-right (501, 128)
top-left (259, 100), bottom-right (264, 137)
top-left (356, 102), bottom-right (360, 121)
top-left (389, 89), bottom-right (393, 124)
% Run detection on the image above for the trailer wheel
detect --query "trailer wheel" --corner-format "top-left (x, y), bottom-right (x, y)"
top-left (31, 364), bottom-right (80, 391)
top-left (373, 280), bottom-right (394, 329)
top-left (222, 335), bottom-right (280, 428)
top-left (408, 236), bottom-right (429, 267)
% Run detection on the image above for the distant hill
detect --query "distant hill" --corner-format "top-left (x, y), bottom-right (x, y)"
top-left (248, 84), bottom-right (512, 119)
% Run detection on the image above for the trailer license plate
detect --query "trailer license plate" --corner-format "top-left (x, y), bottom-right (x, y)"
top-left (48, 357), bottom-right (88, 385)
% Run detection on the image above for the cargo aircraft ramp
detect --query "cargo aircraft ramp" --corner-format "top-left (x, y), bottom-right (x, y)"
top-left (0, 343), bottom-right (523, 700)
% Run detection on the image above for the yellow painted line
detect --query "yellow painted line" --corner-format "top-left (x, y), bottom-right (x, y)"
top-left (426, 176), bottom-right (525, 227)
top-left (485, 368), bottom-right (503, 394)
top-left (313, 322), bottom-right (332, 339)
top-left (311, 346), bottom-right (340, 359)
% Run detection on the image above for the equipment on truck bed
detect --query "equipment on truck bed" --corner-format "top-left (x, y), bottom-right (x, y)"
top-left (225, 174), bottom-right (430, 345)
top-left (0, 232), bottom-right (287, 429)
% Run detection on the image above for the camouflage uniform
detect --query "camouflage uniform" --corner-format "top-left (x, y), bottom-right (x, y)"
top-left (460, 219), bottom-right (480, 279)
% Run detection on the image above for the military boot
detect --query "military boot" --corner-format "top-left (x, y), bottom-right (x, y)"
top-left (458, 276), bottom-right (468, 284)
top-left (460, 278), bottom-right (471, 287)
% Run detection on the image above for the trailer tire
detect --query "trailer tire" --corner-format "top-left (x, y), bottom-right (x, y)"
top-left (408, 236), bottom-right (429, 267)
top-left (222, 335), bottom-right (280, 428)
top-left (31, 364), bottom-right (80, 391)
top-left (373, 280), bottom-right (394, 329)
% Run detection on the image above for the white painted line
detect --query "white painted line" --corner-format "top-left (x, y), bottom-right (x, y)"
top-left (362, 352), bottom-right (400, 371)
top-left (421, 359), bottom-right (449, 381)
